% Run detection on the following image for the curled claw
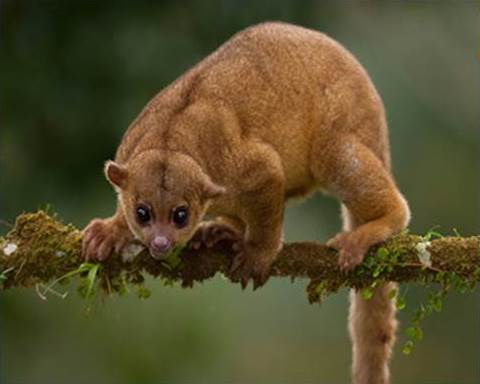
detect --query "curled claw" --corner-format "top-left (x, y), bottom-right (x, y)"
top-left (188, 221), bottom-right (244, 252)
top-left (82, 218), bottom-right (130, 261)
top-left (252, 266), bottom-right (269, 290)
top-left (229, 251), bottom-right (249, 288)
top-left (230, 248), bottom-right (273, 290)
top-left (240, 275), bottom-right (249, 290)
top-left (82, 220), bottom-right (104, 261)
top-left (187, 240), bottom-right (203, 251)
top-left (327, 231), bottom-right (369, 271)
top-left (230, 251), bottom-right (246, 274)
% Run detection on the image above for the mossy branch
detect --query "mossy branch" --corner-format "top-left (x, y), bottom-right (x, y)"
top-left (1, 211), bottom-right (479, 303)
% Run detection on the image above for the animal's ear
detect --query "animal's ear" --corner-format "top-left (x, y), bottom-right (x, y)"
top-left (104, 160), bottom-right (128, 190)
top-left (201, 176), bottom-right (226, 199)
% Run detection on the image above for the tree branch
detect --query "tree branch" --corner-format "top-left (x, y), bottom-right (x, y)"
top-left (1, 211), bottom-right (479, 302)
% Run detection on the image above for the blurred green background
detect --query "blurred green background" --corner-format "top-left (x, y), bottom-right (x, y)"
top-left (1, 1), bottom-right (479, 383)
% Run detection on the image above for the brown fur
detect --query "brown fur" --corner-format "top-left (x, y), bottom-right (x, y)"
top-left (82, 22), bottom-right (410, 383)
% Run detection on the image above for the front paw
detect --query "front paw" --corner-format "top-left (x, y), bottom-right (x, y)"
top-left (230, 245), bottom-right (276, 290)
top-left (82, 218), bottom-right (130, 261)
top-left (327, 231), bottom-right (370, 270)
top-left (188, 221), bottom-right (243, 252)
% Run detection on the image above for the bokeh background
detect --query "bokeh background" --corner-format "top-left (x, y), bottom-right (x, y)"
top-left (1, 1), bottom-right (479, 383)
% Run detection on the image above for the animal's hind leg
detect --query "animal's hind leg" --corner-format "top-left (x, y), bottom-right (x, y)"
top-left (342, 205), bottom-right (398, 384)
top-left (321, 137), bottom-right (410, 270)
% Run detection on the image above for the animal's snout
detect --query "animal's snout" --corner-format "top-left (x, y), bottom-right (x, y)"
top-left (150, 235), bottom-right (172, 255)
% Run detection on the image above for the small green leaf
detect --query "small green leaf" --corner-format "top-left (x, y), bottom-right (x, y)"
top-left (361, 288), bottom-right (373, 300)
top-left (363, 256), bottom-right (375, 268)
top-left (402, 340), bottom-right (414, 355)
top-left (163, 245), bottom-right (184, 270)
top-left (388, 288), bottom-right (397, 300)
top-left (85, 264), bottom-right (100, 299)
top-left (136, 286), bottom-right (151, 299)
top-left (423, 226), bottom-right (443, 241)
top-left (376, 247), bottom-right (389, 261)
top-left (315, 282), bottom-right (326, 294)
top-left (428, 230), bottom-right (443, 239)
top-left (406, 326), bottom-right (423, 341)
top-left (432, 295), bottom-right (443, 312)
top-left (396, 296), bottom-right (406, 310)
top-left (405, 326), bottom-right (416, 338)
top-left (413, 306), bottom-right (426, 322)
top-left (416, 327), bottom-right (424, 341)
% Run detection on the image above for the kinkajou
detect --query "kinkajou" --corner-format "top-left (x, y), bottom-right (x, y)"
top-left (83, 22), bottom-right (410, 384)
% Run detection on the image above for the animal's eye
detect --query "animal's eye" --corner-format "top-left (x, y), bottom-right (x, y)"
top-left (171, 206), bottom-right (189, 228)
top-left (136, 205), bottom-right (151, 225)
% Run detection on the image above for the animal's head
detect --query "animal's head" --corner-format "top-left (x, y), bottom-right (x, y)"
top-left (105, 150), bottom-right (225, 259)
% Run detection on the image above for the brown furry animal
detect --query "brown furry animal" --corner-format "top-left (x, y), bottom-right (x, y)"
top-left (82, 22), bottom-right (410, 384)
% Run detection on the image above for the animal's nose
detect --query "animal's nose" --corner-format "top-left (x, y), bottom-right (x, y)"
top-left (150, 236), bottom-right (171, 254)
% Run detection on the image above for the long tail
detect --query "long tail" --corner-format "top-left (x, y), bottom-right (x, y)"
top-left (342, 204), bottom-right (398, 384)
top-left (349, 283), bottom-right (397, 384)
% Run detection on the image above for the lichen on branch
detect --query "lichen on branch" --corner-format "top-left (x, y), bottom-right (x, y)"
top-left (0, 211), bottom-right (479, 303)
